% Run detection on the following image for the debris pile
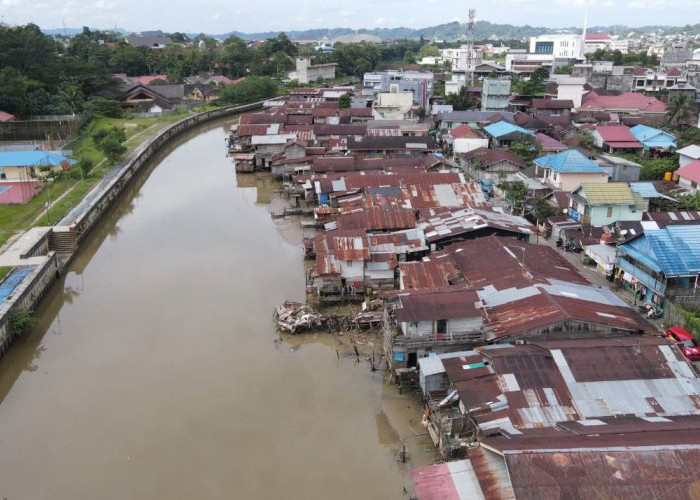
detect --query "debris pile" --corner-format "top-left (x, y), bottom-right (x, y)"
top-left (275, 301), bottom-right (326, 334)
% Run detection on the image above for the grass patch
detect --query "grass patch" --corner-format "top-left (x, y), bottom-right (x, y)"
top-left (0, 266), bottom-right (11, 281)
top-left (0, 109), bottom-right (200, 246)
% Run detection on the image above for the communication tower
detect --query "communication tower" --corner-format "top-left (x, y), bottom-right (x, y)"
top-left (466, 9), bottom-right (476, 86)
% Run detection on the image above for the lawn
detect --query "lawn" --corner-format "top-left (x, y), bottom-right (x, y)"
top-left (0, 107), bottom-right (200, 249)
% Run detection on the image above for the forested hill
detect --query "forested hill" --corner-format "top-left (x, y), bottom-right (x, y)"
top-left (43, 21), bottom-right (700, 42)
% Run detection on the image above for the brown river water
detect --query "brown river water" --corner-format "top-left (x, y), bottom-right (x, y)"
top-left (0, 119), bottom-right (423, 499)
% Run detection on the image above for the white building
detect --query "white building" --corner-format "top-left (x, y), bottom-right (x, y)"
top-left (529, 34), bottom-right (583, 59)
top-left (549, 75), bottom-right (586, 108)
top-left (440, 46), bottom-right (484, 73)
top-left (288, 57), bottom-right (337, 84)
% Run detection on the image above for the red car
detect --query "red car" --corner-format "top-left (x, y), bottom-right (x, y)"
top-left (666, 326), bottom-right (700, 362)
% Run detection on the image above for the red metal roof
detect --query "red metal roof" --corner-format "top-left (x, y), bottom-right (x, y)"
top-left (595, 125), bottom-right (643, 148)
top-left (581, 91), bottom-right (666, 113)
top-left (675, 160), bottom-right (700, 184)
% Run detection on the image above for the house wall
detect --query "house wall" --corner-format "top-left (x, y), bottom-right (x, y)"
top-left (339, 260), bottom-right (365, 281)
top-left (679, 154), bottom-right (699, 169)
top-left (544, 170), bottom-right (608, 191)
top-left (678, 176), bottom-right (699, 194)
top-left (453, 137), bottom-right (489, 154)
top-left (401, 320), bottom-right (434, 337)
top-left (3, 165), bottom-right (62, 181)
top-left (587, 204), bottom-right (643, 226)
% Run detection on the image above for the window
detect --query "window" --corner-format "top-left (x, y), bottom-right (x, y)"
top-left (607, 207), bottom-right (613, 218)
top-left (535, 42), bottom-right (554, 54)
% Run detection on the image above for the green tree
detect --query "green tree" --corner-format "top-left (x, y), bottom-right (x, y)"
top-left (418, 44), bottom-right (440, 59)
top-left (666, 92), bottom-right (693, 125)
top-left (94, 127), bottom-right (127, 163)
top-left (508, 136), bottom-right (539, 162)
top-left (505, 180), bottom-right (528, 215)
top-left (576, 129), bottom-right (597, 150)
top-left (84, 97), bottom-right (124, 118)
top-left (670, 191), bottom-right (700, 210)
top-left (337, 94), bottom-right (351, 108)
top-left (639, 157), bottom-right (677, 180)
top-left (445, 85), bottom-right (475, 110)
top-left (8, 307), bottom-right (38, 336)
top-left (676, 127), bottom-right (700, 149)
top-left (532, 195), bottom-right (558, 222)
top-left (220, 76), bottom-right (278, 104)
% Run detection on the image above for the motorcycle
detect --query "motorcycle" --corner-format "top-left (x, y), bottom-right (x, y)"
top-left (638, 303), bottom-right (662, 319)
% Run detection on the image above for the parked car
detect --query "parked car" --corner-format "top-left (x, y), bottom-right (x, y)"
top-left (665, 326), bottom-right (700, 361)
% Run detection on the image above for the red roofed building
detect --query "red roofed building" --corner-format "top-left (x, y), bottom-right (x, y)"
top-left (631, 67), bottom-right (682, 92)
top-left (132, 75), bottom-right (168, 85)
top-left (584, 33), bottom-right (612, 54)
top-left (579, 91), bottom-right (666, 115)
top-left (449, 124), bottom-right (489, 154)
top-left (592, 125), bottom-right (643, 154)
top-left (0, 111), bottom-right (15, 122)
top-left (675, 160), bottom-right (700, 194)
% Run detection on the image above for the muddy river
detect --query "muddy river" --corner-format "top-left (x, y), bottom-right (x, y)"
top-left (0, 119), bottom-right (425, 499)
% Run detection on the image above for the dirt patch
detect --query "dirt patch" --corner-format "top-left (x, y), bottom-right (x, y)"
top-left (381, 387), bottom-right (440, 468)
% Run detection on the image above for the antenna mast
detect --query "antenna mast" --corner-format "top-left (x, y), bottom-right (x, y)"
top-left (466, 8), bottom-right (476, 86)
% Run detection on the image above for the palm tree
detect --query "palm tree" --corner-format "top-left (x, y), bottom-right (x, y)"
top-left (666, 92), bottom-right (693, 125)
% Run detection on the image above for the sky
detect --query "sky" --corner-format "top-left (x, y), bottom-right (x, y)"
top-left (1, 0), bottom-right (697, 35)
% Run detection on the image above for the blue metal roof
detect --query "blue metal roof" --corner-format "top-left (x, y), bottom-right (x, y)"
top-left (629, 182), bottom-right (660, 198)
top-left (482, 121), bottom-right (533, 139)
top-left (0, 266), bottom-right (35, 306)
top-left (629, 124), bottom-right (676, 150)
top-left (534, 150), bottom-right (605, 174)
top-left (0, 151), bottom-right (75, 168)
top-left (619, 226), bottom-right (700, 276)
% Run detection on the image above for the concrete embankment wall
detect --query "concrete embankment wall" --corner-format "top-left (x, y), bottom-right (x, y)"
top-left (0, 102), bottom-right (262, 358)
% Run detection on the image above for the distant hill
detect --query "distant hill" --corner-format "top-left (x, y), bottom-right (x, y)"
top-left (42, 21), bottom-right (700, 42)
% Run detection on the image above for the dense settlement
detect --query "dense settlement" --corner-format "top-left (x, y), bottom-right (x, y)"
top-left (2, 28), bottom-right (700, 498)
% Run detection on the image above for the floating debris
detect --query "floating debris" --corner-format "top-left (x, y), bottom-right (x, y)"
top-left (275, 301), bottom-right (327, 334)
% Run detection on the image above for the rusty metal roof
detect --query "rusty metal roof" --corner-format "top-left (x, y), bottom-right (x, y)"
top-left (336, 206), bottom-right (417, 231)
top-left (394, 286), bottom-right (481, 322)
top-left (420, 207), bottom-right (535, 243)
top-left (399, 255), bottom-right (462, 290)
top-left (504, 448), bottom-right (700, 500)
top-left (446, 338), bottom-right (700, 444)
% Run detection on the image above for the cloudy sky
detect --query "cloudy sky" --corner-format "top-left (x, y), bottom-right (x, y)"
top-left (1, 0), bottom-right (696, 34)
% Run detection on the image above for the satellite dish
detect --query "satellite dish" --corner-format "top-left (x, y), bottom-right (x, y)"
top-left (620, 229), bottom-right (628, 236)
top-left (562, 208), bottom-right (568, 213)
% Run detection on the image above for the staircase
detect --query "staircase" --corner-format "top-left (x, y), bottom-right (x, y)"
top-left (49, 227), bottom-right (78, 256)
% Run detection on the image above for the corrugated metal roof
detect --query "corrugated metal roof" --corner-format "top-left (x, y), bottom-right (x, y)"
top-left (420, 207), bottom-right (534, 243)
top-left (505, 448), bottom-right (700, 500)
top-left (412, 460), bottom-right (488, 500)
top-left (482, 121), bottom-right (533, 139)
top-left (395, 287), bottom-right (481, 322)
top-left (620, 226), bottom-right (700, 276)
top-left (534, 150), bottom-right (606, 174)
top-left (576, 182), bottom-right (636, 205)
top-left (630, 124), bottom-right (677, 149)
top-left (0, 151), bottom-right (74, 167)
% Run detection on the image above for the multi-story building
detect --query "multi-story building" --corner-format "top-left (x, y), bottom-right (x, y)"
top-left (529, 34), bottom-right (583, 59)
top-left (481, 78), bottom-right (511, 112)
top-left (439, 46), bottom-right (484, 73)
top-left (362, 70), bottom-right (434, 109)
